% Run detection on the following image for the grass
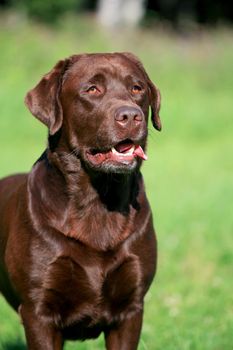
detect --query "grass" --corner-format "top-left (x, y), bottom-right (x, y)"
top-left (0, 11), bottom-right (233, 349)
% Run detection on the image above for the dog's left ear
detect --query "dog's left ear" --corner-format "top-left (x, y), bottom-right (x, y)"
top-left (148, 80), bottom-right (162, 131)
top-left (120, 52), bottom-right (162, 131)
top-left (25, 59), bottom-right (69, 135)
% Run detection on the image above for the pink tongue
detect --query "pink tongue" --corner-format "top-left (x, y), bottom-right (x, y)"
top-left (115, 143), bottom-right (133, 153)
top-left (133, 145), bottom-right (147, 160)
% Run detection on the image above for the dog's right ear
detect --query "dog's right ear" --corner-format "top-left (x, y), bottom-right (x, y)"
top-left (25, 59), bottom-right (69, 135)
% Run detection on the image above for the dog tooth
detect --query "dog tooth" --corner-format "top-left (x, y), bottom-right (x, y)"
top-left (127, 146), bottom-right (135, 155)
top-left (111, 147), bottom-right (118, 154)
top-left (111, 146), bottom-right (135, 157)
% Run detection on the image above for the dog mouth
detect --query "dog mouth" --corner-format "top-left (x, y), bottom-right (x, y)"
top-left (86, 140), bottom-right (147, 166)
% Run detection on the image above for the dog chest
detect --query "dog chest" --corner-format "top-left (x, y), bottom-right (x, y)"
top-left (36, 252), bottom-right (142, 333)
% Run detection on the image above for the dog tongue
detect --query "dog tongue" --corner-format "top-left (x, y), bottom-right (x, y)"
top-left (133, 145), bottom-right (147, 160)
top-left (115, 142), bottom-right (133, 153)
top-left (114, 142), bottom-right (147, 160)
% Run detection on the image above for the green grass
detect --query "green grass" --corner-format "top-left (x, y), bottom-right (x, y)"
top-left (0, 11), bottom-right (233, 349)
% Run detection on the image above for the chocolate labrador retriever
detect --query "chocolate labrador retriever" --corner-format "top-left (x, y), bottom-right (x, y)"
top-left (0, 52), bottom-right (161, 349)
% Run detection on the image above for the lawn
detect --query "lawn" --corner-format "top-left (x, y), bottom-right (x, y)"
top-left (0, 11), bottom-right (233, 349)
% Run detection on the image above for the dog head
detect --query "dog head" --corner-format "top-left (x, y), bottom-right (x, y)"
top-left (25, 53), bottom-right (161, 173)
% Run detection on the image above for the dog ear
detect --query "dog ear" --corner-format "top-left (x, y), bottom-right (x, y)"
top-left (148, 80), bottom-right (162, 131)
top-left (121, 52), bottom-right (162, 131)
top-left (25, 59), bottom-right (69, 135)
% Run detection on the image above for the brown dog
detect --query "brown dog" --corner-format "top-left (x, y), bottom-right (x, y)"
top-left (0, 53), bottom-right (161, 349)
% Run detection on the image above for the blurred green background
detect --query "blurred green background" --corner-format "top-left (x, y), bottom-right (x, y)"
top-left (0, 2), bottom-right (233, 349)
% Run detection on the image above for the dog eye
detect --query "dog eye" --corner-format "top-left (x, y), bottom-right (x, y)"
top-left (131, 85), bottom-right (142, 94)
top-left (86, 85), bottom-right (99, 94)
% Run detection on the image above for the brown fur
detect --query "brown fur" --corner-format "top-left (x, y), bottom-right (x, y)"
top-left (0, 53), bottom-right (161, 349)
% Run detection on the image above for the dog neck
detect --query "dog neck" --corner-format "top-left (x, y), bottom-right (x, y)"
top-left (28, 149), bottom-right (143, 250)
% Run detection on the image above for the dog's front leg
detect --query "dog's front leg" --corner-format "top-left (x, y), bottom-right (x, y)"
top-left (20, 305), bottom-right (63, 350)
top-left (104, 310), bottom-right (143, 350)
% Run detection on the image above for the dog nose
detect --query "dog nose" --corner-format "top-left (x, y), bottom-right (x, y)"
top-left (114, 106), bottom-right (143, 127)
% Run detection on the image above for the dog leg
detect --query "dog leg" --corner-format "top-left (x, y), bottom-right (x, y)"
top-left (104, 310), bottom-right (143, 350)
top-left (20, 305), bottom-right (63, 350)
